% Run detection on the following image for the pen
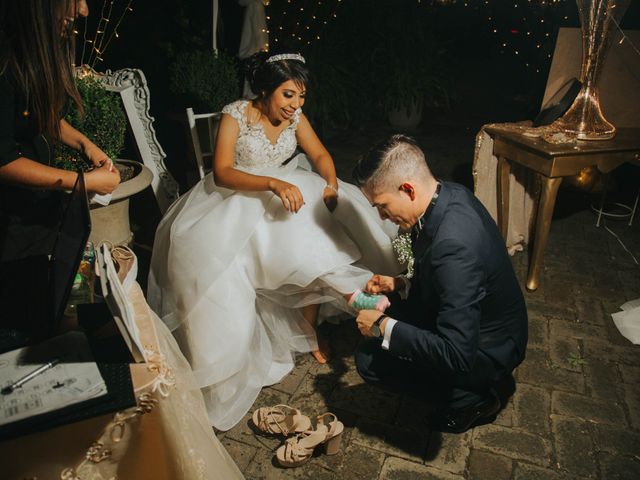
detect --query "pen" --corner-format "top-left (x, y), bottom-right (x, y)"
top-left (1, 358), bottom-right (61, 395)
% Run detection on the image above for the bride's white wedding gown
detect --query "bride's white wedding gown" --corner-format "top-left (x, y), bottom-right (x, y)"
top-left (148, 100), bottom-right (400, 430)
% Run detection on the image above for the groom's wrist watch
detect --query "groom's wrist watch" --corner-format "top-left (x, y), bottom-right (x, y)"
top-left (370, 314), bottom-right (388, 338)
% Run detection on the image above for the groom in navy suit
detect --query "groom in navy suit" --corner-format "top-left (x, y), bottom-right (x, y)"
top-left (351, 134), bottom-right (528, 433)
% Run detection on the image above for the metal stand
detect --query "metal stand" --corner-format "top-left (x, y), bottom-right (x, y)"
top-left (593, 174), bottom-right (640, 227)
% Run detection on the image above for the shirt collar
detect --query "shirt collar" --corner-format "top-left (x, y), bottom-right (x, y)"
top-left (412, 181), bottom-right (449, 258)
top-left (412, 181), bottom-right (441, 236)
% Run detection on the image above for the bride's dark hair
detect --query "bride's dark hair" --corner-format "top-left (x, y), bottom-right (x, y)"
top-left (243, 50), bottom-right (309, 101)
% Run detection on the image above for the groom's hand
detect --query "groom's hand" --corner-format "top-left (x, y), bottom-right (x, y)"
top-left (365, 275), bottom-right (396, 294)
top-left (356, 309), bottom-right (386, 337)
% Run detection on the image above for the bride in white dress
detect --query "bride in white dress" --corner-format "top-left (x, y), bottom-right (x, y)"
top-left (148, 51), bottom-right (400, 430)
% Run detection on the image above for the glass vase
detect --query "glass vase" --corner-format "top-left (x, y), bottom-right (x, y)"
top-left (552, 0), bottom-right (630, 140)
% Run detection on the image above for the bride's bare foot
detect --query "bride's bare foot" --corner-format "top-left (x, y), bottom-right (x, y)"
top-left (311, 335), bottom-right (331, 364)
top-left (311, 349), bottom-right (329, 364)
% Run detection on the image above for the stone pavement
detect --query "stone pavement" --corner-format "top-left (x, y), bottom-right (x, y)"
top-left (213, 125), bottom-right (640, 479)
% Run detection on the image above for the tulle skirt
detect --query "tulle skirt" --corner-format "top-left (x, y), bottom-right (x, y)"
top-left (148, 157), bottom-right (400, 430)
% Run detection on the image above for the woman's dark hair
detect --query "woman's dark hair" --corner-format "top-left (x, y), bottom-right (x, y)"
top-left (0, 0), bottom-right (83, 140)
top-left (242, 50), bottom-right (309, 102)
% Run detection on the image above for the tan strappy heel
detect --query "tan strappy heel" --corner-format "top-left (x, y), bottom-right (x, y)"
top-left (315, 413), bottom-right (344, 454)
top-left (275, 412), bottom-right (344, 467)
top-left (110, 245), bottom-right (137, 287)
top-left (251, 404), bottom-right (311, 437)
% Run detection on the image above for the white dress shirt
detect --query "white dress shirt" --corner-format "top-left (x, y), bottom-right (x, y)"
top-left (381, 274), bottom-right (411, 350)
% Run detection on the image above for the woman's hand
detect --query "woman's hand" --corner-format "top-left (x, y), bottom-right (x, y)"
top-left (84, 144), bottom-right (110, 168)
top-left (59, 120), bottom-right (110, 168)
top-left (365, 274), bottom-right (398, 294)
top-left (322, 184), bottom-right (338, 212)
top-left (85, 162), bottom-right (121, 194)
top-left (269, 179), bottom-right (304, 213)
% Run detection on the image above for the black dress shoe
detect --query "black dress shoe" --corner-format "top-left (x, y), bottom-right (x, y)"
top-left (429, 393), bottom-right (501, 434)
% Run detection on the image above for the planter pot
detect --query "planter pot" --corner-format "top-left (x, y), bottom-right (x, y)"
top-left (388, 101), bottom-right (423, 129)
top-left (89, 159), bottom-right (153, 246)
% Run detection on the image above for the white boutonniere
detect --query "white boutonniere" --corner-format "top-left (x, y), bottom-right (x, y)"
top-left (391, 232), bottom-right (414, 278)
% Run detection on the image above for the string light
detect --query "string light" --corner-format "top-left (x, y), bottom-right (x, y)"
top-left (84, 0), bottom-right (111, 66)
top-left (266, 0), bottom-right (636, 74)
top-left (609, 12), bottom-right (640, 59)
top-left (399, 1), bottom-right (574, 75)
top-left (78, 0), bottom-right (134, 70)
top-left (266, 0), bottom-right (342, 51)
top-left (474, 0), bottom-right (576, 75)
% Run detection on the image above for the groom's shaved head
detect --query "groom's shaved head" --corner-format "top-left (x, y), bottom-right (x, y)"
top-left (353, 134), bottom-right (432, 194)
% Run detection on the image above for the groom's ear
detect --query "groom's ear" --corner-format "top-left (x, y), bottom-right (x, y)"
top-left (399, 183), bottom-right (416, 201)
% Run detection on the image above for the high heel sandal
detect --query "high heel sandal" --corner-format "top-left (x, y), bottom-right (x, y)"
top-left (110, 245), bottom-right (137, 289)
top-left (276, 413), bottom-right (344, 468)
top-left (251, 405), bottom-right (311, 437)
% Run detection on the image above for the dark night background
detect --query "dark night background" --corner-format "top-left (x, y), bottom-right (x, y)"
top-left (84, 0), bottom-right (640, 196)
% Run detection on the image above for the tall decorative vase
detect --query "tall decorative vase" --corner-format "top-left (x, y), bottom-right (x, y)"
top-left (552, 0), bottom-right (630, 140)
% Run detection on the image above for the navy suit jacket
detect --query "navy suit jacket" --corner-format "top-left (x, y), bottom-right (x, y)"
top-left (389, 182), bottom-right (528, 379)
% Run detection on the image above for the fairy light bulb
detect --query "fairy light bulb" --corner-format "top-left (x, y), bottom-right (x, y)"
top-left (81, 0), bottom-right (134, 69)
top-left (267, 0), bottom-right (342, 48)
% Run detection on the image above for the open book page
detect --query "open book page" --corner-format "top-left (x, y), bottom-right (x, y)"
top-left (0, 331), bottom-right (107, 426)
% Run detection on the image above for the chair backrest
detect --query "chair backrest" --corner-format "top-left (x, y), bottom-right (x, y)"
top-left (186, 108), bottom-right (222, 180)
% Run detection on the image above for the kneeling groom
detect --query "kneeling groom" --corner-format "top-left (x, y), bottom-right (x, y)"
top-left (352, 134), bottom-right (528, 433)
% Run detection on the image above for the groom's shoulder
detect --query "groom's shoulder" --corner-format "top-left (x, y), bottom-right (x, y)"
top-left (441, 182), bottom-right (488, 216)
top-left (442, 181), bottom-right (473, 198)
top-left (436, 183), bottom-right (490, 244)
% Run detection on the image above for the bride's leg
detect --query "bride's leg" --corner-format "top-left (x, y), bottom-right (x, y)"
top-left (302, 304), bottom-right (330, 364)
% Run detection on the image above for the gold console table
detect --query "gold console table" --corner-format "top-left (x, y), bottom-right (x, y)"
top-left (485, 126), bottom-right (640, 292)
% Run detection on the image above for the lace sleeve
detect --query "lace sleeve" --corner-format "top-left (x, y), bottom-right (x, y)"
top-left (291, 108), bottom-right (303, 129)
top-left (221, 100), bottom-right (248, 126)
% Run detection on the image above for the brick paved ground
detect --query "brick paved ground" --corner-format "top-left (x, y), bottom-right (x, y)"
top-left (214, 124), bottom-right (640, 479)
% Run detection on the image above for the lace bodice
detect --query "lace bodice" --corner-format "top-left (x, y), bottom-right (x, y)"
top-left (222, 100), bottom-right (301, 171)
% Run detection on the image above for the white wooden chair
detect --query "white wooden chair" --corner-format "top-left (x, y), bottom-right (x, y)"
top-left (186, 108), bottom-right (222, 180)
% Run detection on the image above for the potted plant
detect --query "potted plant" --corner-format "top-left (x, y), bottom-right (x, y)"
top-left (167, 50), bottom-right (239, 184)
top-left (55, 74), bottom-right (153, 246)
top-left (380, 56), bottom-right (453, 130)
top-left (169, 50), bottom-right (240, 113)
top-left (55, 75), bottom-right (126, 173)
top-left (372, 8), bottom-right (453, 129)
top-left (304, 49), bottom-right (360, 135)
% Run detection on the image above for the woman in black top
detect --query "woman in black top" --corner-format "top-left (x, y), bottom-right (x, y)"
top-left (0, 0), bottom-right (121, 262)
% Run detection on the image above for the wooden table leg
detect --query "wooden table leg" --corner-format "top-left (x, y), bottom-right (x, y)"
top-left (496, 156), bottom-right (511, 241)
top-left (527, 175), bottom-right (562, 291)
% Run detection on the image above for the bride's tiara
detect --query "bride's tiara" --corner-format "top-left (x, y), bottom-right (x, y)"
top-left (266, 53), bottom-right (306, 64)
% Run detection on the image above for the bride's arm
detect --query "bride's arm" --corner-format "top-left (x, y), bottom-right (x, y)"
top-left (296, 114), bottom-right (338, 190)
top-left (296, 114), bottom-right (339, 211)
top-left (213, 114), bottom-right (304, 212)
